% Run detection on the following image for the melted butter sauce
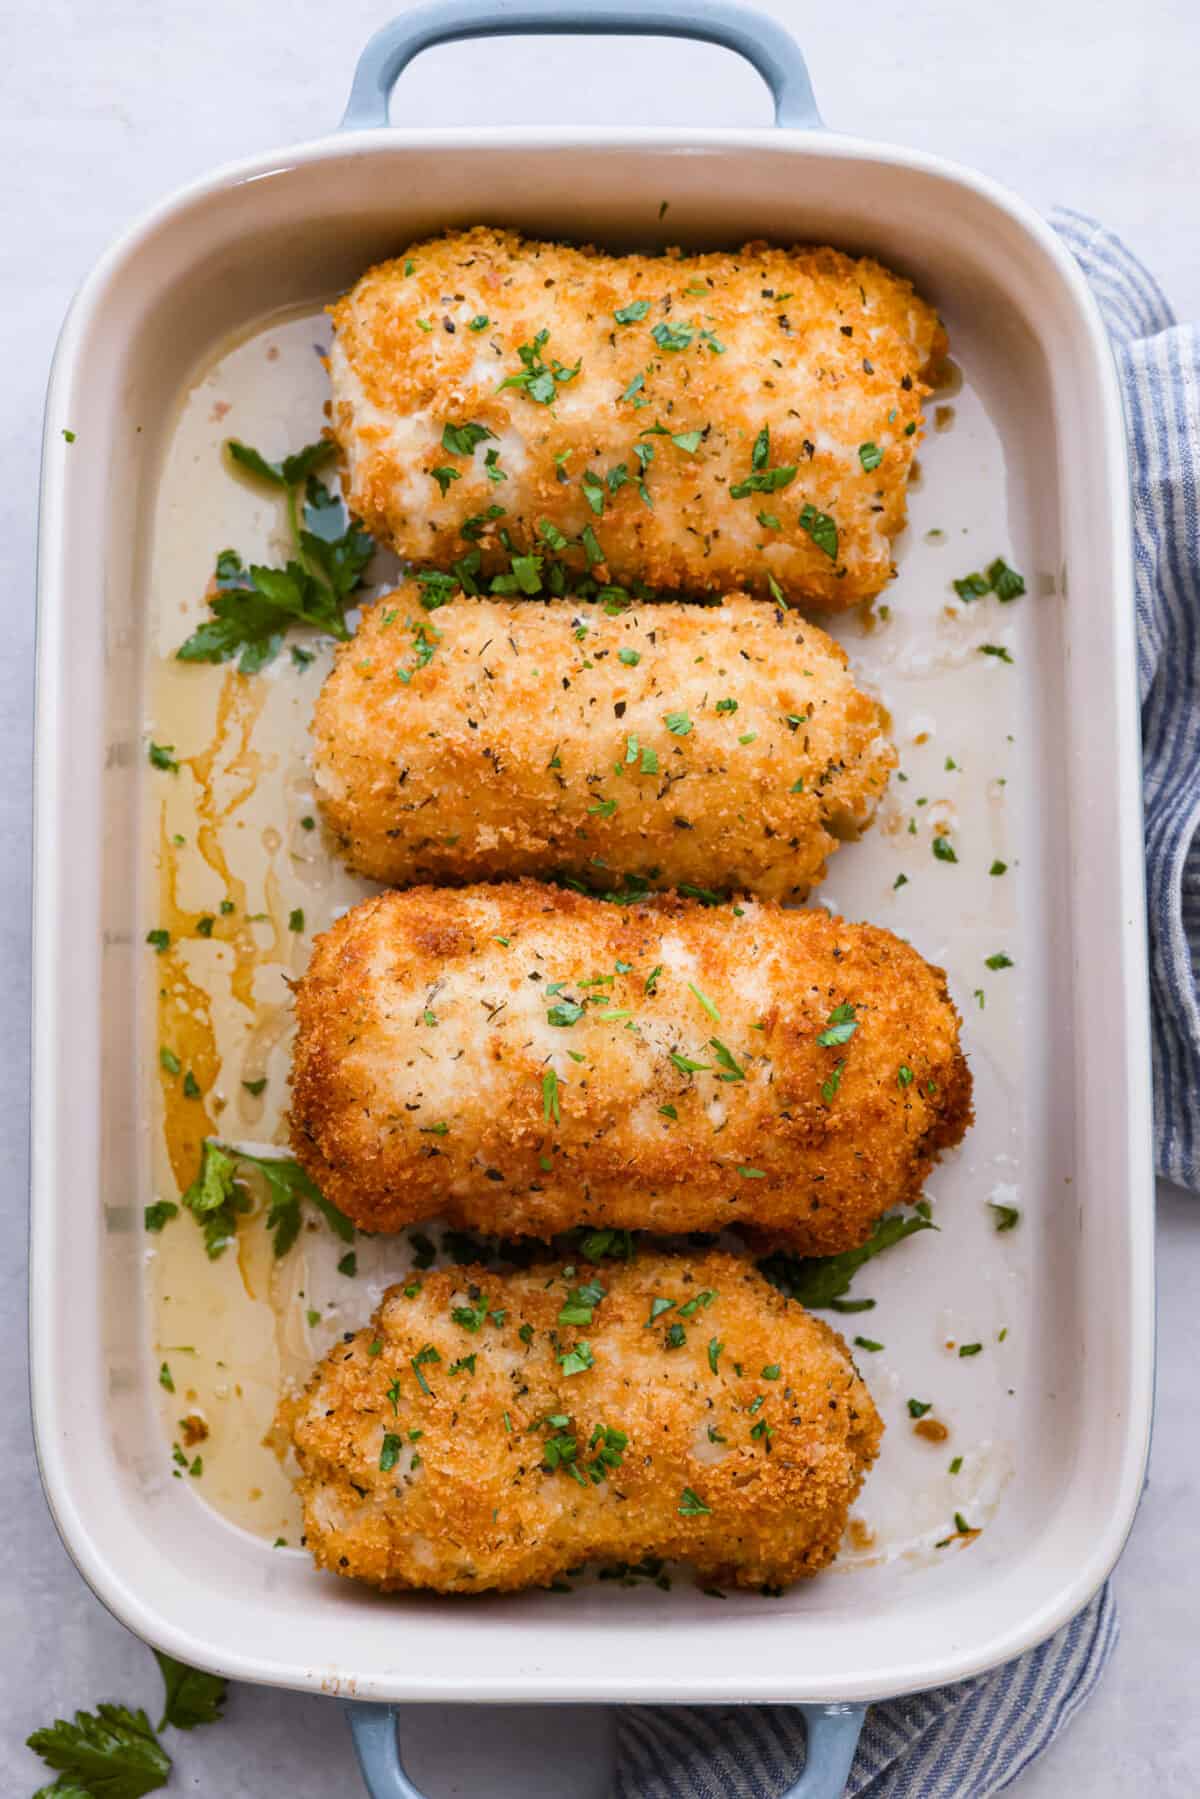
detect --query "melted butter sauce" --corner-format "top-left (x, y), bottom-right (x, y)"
top-left (144, 308), bottom-right (1029, 1574)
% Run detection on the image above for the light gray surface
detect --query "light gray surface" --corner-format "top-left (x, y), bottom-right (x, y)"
top-left (4, 2), bottom-right (1198, 1793)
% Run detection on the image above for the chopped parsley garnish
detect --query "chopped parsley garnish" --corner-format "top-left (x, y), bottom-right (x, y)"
top-left (646, 1296), bottom-right (676, 1325)
top-left (853, 1337), bottom-right (884, 1352)
top-left (547, 999), bottom-right (584, 1027)
top-left (651, 319), bottom-right (695, 351)
top-left (441, 420), bottom-right (495, 456)
top-left (176, 439), bottom-right (373, 672)
top-left (614, 300), bottom-right (651, 324)
top-left (954, 557), bottom-right (1026, 602)
top-left (148, 742), bottom-right (179, 773)
top-left (949, 1456), bottom-right (963, 1474)
top-left (670, 1051), bottom-right (709, 1075)
top-left (988, 1201), bottom-right (1021, 1232)
top-left (907, 1398), bottom-right (933, 1418)
top-left (932, 835), bottom-right (958, 864)
top-left (288, 907), bottom-right (305, 932)
top-left (144, 1200), bottom-right (178, 1233)
top-left (664, 710), bottom-right (692, 736)
top-left (709, 1038), bottom-right (746, 1082)
top-left (558, 1278), bottom-right (606, 1326)
top-left (379, 1433), bottom-right (401, 1472)
top-left (678, 1486), bottom-right (711, 1517)
top-left (158, 1362), bottom-right (174, 1393)
top-left (618, 646), bottom-right (641, 666)
top-left (736, 1165), bottom-right (766, 1179)
top-left (497, 328), bottom-right (581, 405)
top-left (707, 1337), bottom-right (723, 1373)
top-left (542, 1068), bottom-right (561, 1124)
top-left (159, 1047), bottom-right (181, 1076)
top-left (985, 952), bottom-right (1013, 970)
top-left (858, 442), bottom-right (883, 471)
top-left (558, 1340), bottom-right (594, 1376)
top-left (979, 643), bottom-right (1014, 663)
top-left (959, 1343), bottom-right (982, 1357)
top-left (816, 1002), bottom-right (858, 1047)
top-left (665, 1322), bottom-right (687, 1349)
top-left (897, 1064), bottom-right (915, 1088)
top-left (759, 1209), bottom-right (935, 1309)
top-left (798, 502), bottom-right (838, 560)
top-left (146, 929), bottom-right (170, 954)
top-left (820, 1062), bottom-right (844, 1104)
top-left (451, 1294), bottom-right (492, 1331)
top-left (678, 1289), bottom-right (716, 1318)
top-left (687, 982), bottom-right (720, 1022)
top-left (410, 1345), bottom-right (441, 1396)
top-left (761, 1363), bottom-right (781, 1380)
top-left (730, 426), bottom-right (796, 499)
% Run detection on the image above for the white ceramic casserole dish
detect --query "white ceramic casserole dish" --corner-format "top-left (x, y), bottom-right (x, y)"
top-left (31, 3), bottom-right (1155, 1794)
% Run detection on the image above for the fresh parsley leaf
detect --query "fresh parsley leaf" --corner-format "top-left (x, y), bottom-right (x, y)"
top-left (27, 1704), bottom-right (171, 1798)
top-left (651, 319), bottom-right (695, 351)
top-left (816, 1002), bottom-right (858, 1047)
top-left (671, 429), bottom-right (703, 453)
top-left (858, 442), bottom-right (883, 472)
top-left (953, 571), bottom-right (992, 600)
top-left (147, 743), bottom-right (178, 773)
top-left (664, 710), bottom-right (692, 736)
top-left (441, 420), bottom-right (495, 456)
top-left (988, 1201), bottom-right (1021, 1231)
top-left (176, 448), bottom-right (373, 672)
top-left (678, 1486), bottom-right (711, 1517)
top-left (143, 1200), bottom-right (178, 1233)
top-left (758, 1210), bottom-right (935, 1309)
top-left (907, 1398), bottom-right (933, 1418)
top-left (547, 999), bottom-right (584, 1027)
top-left (558, 1340), bottom-right (595, 1376)
top-left (985, 952), bottom-right (1013, 970)
top-left (153, 1651), bottom-right (228, 1732)
top-left (987, 558), bottom-right (1026, 601)
top-left (614, 300), bottom-right (651, 324)
top-left (932, 835), bottom-right (958, 864)
top-left (798, 502), bottom-right (838, 560)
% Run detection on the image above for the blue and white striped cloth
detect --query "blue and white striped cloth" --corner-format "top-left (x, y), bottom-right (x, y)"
top-left (621, 212), bottom-right (1196, 1796)
top-left (1052, 211), bottom-right (1200, 1193)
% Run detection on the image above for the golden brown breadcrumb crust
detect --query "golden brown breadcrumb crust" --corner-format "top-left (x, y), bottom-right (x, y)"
top-left (285, 1251), bottom-right (883, 1593)
top-left (329, 227), bottom-right (946, 609)
top-left (288, 883), bottom-right (971, 1250)
top-left (312, 588), bottom-right (896, 898)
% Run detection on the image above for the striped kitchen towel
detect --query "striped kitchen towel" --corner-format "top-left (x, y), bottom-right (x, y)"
top-left (1053, 209), bottom-right (1200, 1193)
top-left (620, 211), bottom-right (1193, 1796)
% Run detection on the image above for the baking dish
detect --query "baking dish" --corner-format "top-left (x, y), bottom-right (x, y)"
top-left (31, 2), bottom-right (1155, 1794)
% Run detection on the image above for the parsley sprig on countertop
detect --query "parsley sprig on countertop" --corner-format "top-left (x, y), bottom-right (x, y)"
top-left (758, 1209), bottom-right (935, 1310)
top-left (26, 1649), bottom-right (228, 1796)
top-left (175, 438), bottom-right (374, 673)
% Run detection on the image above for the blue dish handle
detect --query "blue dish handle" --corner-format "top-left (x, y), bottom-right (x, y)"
top-left (340, 0), bottom-right (823, 132)
top-left (346, 1699), bottom-right (865, 1797)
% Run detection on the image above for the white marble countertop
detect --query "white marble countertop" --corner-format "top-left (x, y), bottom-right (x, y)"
top-left (3, 2), bottom-right (1198, 1792)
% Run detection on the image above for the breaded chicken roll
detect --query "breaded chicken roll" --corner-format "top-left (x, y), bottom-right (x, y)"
top-left (286, 1250), bottom-right (882, 1593)
top-left (329, 227), bottom-right (946, 610)
top-left (313, 589), bottom-right (895, 899)
top-left (289, 884), bottom-right (971, 1251)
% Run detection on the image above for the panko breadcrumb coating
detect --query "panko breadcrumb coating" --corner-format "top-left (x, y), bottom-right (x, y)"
top-left (288, 883), bottom-right (971, 1251)
top-left (312, 588), bottom-right (895, 898)
top-left (328, 227), bottom-right (946, 609)
top-left (285, 1250), bottom-right (883, 1593)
